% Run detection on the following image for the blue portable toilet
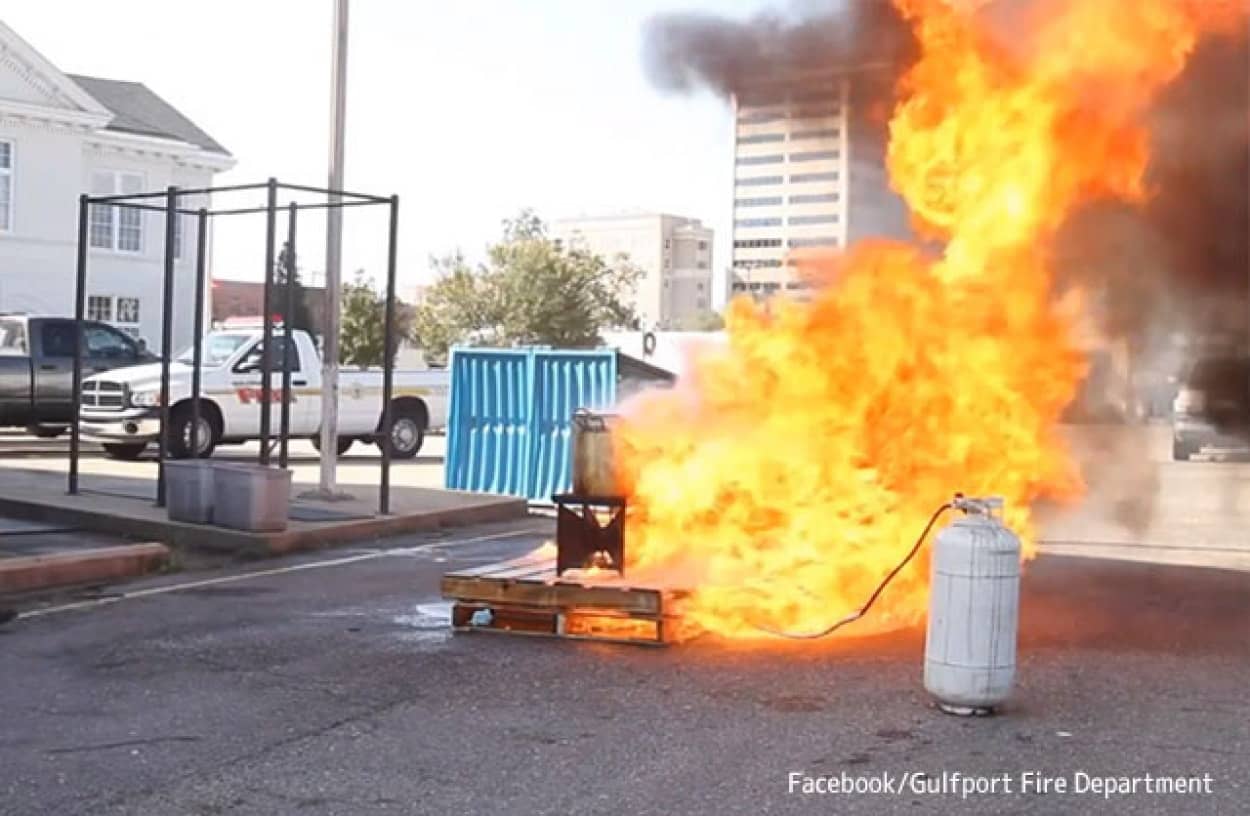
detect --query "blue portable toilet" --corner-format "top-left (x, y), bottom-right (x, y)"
top-left (444, 347), bottom-right (619, 501)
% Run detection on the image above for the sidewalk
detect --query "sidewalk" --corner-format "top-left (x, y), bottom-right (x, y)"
top-left (0, 516), bottom-right (168, 594)
top-left (0, 434), bottom-right (523, 560)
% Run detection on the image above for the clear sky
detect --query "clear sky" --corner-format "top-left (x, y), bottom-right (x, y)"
top-left (7, 0), bottom-right (763, 305)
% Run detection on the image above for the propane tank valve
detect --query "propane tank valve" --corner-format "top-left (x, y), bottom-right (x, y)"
top-left (951, 494), bottom-right (1004, 517)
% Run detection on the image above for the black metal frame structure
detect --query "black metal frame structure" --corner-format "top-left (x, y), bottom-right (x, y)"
top-left (67, 178), bottom-right (402, 514)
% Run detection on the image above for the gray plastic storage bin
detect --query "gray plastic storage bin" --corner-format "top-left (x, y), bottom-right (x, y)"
top-left (212, 463), bottom-right (291, 532)
top-left (165, 460), bottom-right (215, 524)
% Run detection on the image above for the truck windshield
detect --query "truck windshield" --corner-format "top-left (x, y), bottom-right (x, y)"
top-left (175, 333), bottom-right (251, 367)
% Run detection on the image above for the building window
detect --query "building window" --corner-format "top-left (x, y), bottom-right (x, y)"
top-left (697, 240), bottom-right (707, 251)
top-left (738, 111), bottom-right (782, 124)
top-left (735, 196), bottom-right (783, 208)
top-left (697, 282), bottom-right (705, 291)
top-left (87, 295), bottom-right (112, 322)
top-left (172, 213), bottom-right (184, 259)
top-left (85, 295), bottom-right (142, 336)
top-left (791, 129), bottom-right (840, 140)
top-left (789, 214), bottom-right (840, 225)
top-left (735, 176), bottom-right (783, 187)
top-left (738, 133), bottom-right (785, 144)
top-left (116, 297), bottom-right (141, 334)
top-left (733, 238), bottom-right (782, 249)
top-left (0, 140), bottom-right (13, 232)
top-left (790, 172), bottom-right (840, 183)
top-left (788, 236), bottom-right (840, 247)
top-left (697, 261), bottom-right (707, 269)
top-left (735, 217), bottom-right (782, 228)
top-left (792, 107), bottom-right (840, 119)
top-left (735, 154), bottom-right (783, 166)
top-left (789, 150), bottom-right (840, 162)
top-left (790, 193), bottom-right (841, 204)
top-left (789, 90), bottom-right (838, 105)
top-left (90, 171), bottom-right (145, 252)
top-left (89, 200), bottom-right (112, 249)
top-left (733, 259), bottom-right (782, 268)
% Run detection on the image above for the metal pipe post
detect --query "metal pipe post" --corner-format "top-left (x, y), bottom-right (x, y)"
top-left (379, 196), bottom-right (399, 515)
top-left (319, 0), bottom-right (350, 497)
top-left (279, 202), bottom-right (298, 469)
top-left (190, 208), bottom-right (208, 459)
top-left (68, 195), bottom-right (89, 495)
top-left (156, 187), bottom-right (178, 507)
top-left (259, 178), bottom-right (278, 466)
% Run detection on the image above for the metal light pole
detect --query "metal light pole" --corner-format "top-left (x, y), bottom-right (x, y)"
top-left (318, 0), bottom-right (349, 498)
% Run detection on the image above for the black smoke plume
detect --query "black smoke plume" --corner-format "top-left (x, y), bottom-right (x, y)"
top-left (641, 1), bottom-right (917, 104)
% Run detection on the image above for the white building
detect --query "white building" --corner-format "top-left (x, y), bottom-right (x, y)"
top-left (552, 213), bottom-right (714, 330)
top-left (729, 67), bottom-right (908, 300)
top-left (0, 22), bottom-right (234, 352)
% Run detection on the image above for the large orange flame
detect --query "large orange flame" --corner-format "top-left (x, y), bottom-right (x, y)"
top-left (611, 0), bottom-right (1243, 639)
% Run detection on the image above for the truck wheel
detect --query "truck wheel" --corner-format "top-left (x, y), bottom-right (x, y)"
top-left (387, 410), bottom-right (425, 460)
top-left (102, 443), bottom-right (147, 461)
top-left (310, 434), bottom-right (354, 456)
top-left (1172, 437), bottom-right (1197, 462)
top-left (167, 406), bottom-right (218, 459)
top-left (27, 425), bottom-right (66, 439)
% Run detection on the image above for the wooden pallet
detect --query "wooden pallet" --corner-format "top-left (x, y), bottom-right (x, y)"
top-left (440, 552), bottom-right (685, 646)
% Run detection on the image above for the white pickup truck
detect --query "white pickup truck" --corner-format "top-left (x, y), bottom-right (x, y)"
top-left (78, 327), bottom-right (448, 461)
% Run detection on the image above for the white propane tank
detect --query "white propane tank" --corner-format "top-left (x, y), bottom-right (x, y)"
top-left (924, 496), bottom-right (1020, 716)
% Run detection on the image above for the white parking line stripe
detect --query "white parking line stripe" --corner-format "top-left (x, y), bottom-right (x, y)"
top-left (17, 526), bottom-right (551, 621)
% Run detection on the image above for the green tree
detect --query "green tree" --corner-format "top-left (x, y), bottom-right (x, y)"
top-left (412, 209), bottom-right (640, 362)
top-left (339, 271), bottom-right (409, 368)
top-left (275, 242), bottom-right (315, 332)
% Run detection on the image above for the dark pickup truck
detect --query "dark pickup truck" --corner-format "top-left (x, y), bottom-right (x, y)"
top-left (0, 315), bottom-right (154, 436)
top-left (1171, 355), bottom-right (1250, 460)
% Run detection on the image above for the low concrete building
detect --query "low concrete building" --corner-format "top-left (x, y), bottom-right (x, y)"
top-left (211, 278), bottom-right (327, 337)
top-left (553, 213), bottom-right (715, 331)
top-left (602, 329), bottom-right (729, 381)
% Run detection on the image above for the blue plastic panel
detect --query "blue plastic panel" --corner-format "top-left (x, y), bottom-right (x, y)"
top-left (527, 350), bottom-right (617, 501)
top-left (444, 347), bottom-right (616, 501)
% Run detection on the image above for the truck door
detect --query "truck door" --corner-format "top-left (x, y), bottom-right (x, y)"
top-left (33, 320), bottom-right (77, 423)
top-left (229, 335), bottom-right (313, 440)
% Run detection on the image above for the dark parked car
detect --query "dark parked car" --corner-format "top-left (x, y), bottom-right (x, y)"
top-left (1171, 355), bottom-right (1250, 460)
top-left (0, 315), bottom-right (153, 436)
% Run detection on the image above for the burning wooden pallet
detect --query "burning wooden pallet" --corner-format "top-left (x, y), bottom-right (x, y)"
top-left (440, 552), bottom-right (686, 646)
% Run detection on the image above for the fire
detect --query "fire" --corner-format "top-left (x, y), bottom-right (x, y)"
top-left (610, 0), bottom-right (1241, 639)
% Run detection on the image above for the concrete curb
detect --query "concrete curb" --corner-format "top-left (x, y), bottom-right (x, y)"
top-left (0, 493), bottom-right (528, 558)
top-left (0, 543), bottom-right (169, 593)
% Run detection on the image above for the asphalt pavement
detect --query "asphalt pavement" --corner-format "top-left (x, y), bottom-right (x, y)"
top-left (1, 515), bottom-right (1246, 816)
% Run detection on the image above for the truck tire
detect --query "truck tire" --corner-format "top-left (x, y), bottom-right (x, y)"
top-left (167, 405), bottom-right (218, 459)
top-left (27, 425), bottom-right (66, 439)
top-left (1172, 436), bottom-right (1197, 462)
top-left (311, 434), bottom-right (354, 456)
top-left (102, 443), bottom-right (147, 461)
top-left (386, 409), bottom-right (425, 460)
